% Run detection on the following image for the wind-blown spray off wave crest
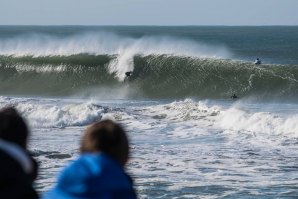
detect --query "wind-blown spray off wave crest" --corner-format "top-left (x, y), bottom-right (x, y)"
top-left (0, 32), bottom-right (230, 80)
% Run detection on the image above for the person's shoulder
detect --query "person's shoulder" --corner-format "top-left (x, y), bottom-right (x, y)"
top-left (56, 154), bottom-right (104, 184)
top-left (45, 154), bottom-right (137, 199)
top-left (0, 149), bottom-right (39, 199)
top-left (0, 149), bottom-right (24, 175)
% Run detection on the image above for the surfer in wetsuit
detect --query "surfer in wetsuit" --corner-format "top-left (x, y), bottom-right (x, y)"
top-left (125, 71), bottom-right (132, 77)
top-left (124, 71), bottom-right (133, 82)
top-left (231, 93), bottom-right (238, 99)
top-left (254, 58), bottom-right (261, 65)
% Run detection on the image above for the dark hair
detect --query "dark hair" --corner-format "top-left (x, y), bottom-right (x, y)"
top-left (0, 107), bottom-right (29, 149)
top-left (80, 120), bottom-right (129, 166)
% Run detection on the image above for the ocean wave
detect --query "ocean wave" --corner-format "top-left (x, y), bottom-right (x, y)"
top-left (219, 107), bottom-right (298, 137)
top-left (0, 32), bottom-right (230, 80)
top-left (141, 99), bottom-right (298, 138)
top-left (0, 54), bottom-right (298, 100)
top-left (0, 97), bottom-right (104, 128)
top-left (1, 96), bottom-right (298, 138)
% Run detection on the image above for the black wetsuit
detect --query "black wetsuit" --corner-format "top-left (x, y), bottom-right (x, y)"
top-left (125, 72), bottom-right (132, 77)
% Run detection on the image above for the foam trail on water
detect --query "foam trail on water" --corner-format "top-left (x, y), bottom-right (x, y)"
top-left (0, 32), bottom-right (231, 81)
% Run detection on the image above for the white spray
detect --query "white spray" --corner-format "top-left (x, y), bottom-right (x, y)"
top-left (0, 32), bottom-right (231, 81)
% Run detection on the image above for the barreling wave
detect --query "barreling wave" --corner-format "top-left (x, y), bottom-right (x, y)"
top-left (1, 54), bottom-right (298, 100)
top-left (0, 32), bottom-right (230, 80)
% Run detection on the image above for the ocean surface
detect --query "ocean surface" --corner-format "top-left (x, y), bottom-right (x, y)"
top-left (0, 26), bottom-right (298, 198)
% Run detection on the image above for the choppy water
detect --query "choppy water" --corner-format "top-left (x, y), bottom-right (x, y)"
top-left (0, 26), bottom-right (298, 198)
top-left (1, 96), bottom-right (298, 198)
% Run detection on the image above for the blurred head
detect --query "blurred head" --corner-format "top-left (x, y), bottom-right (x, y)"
top-left (80, 120), bottom-right (129, 166)
top-left (0, 107), bottom-right (29, 149)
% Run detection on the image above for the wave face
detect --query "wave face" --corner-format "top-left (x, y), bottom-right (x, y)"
top-left (1, 54), bottom-right (298, 100)
top-left (0, 29), bottom-right (298, 100)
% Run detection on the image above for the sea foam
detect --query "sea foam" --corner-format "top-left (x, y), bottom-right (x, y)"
top-left (0, 97), bottom-right (104, 128)
top-left (140, 99), bottom-right (298, 139)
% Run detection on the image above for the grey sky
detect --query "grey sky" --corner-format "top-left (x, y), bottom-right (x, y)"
top-left (0, 0), bottom-right (297, 25)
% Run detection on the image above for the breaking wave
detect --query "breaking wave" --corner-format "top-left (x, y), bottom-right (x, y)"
top-left (0, 32), bottom-right (298, 100)
top-left (0, 54), bottom-right (298, 100)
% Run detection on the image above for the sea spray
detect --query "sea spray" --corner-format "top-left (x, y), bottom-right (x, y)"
top-left (0, 32), bottom-right (230, 81)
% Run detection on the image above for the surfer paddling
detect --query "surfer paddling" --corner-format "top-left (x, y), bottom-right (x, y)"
top-left (231, 93), bottom-right (238, 99)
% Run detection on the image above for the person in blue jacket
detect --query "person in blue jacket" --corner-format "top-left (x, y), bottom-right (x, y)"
top-left (44, 120), bottom-right (137, 199)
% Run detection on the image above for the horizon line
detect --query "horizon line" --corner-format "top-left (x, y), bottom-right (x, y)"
top-left (0, 24), bottom-right (298, 27)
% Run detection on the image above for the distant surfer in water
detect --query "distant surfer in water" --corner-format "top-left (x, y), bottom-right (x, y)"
top-left (231, 93), bottom-right (238, 99)
top-left (254, 58), bottom-right (262, 65)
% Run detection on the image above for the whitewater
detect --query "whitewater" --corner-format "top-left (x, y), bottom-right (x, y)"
top-left (0, 26), bottom-right (298, 198)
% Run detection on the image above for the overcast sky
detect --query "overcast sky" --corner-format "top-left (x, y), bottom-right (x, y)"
top-left (0, 0), bottom-right (297, 25)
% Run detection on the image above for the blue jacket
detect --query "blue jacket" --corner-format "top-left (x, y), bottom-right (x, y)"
top-left (44, 153), bottom-right (137, 199)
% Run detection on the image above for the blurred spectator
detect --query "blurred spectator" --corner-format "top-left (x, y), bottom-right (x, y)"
top-left (0, 107), bottom-right (38, 199)
top-left (44, 119), bottom-right (137, 199)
